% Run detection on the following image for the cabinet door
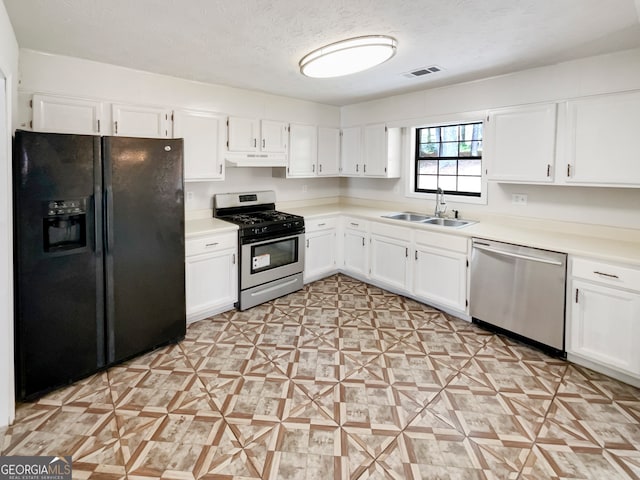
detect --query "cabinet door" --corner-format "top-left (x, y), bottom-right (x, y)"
top-left (566, 91), bottom-right (640, 185)
top-left (112, 104), bottom-right (171, 138)
top-left (174, 110), bottom-right (226, 181)
top-left (185, 248), bottom-right (237, 319)
top-left (486, 103), bottom-right (556, 183)
top-left (343, 229), bottom-right (368, 277)
top-left (370, 234), bottom-right (410, 291)
top-left (32, 94), bottom-right (104, 135)
top-left (363, 123), bottom-right (388, 177)
top-left (569, 280), bottom-right (640, 375)
top-left (261, 120), bottom-right (288, 153)
top-left (227, 116), bottom-right (259, 152)
top-left (414, 246), bottom-right (467, 312)
top-left (317, 127), bottom-right (341, 176)
top-left (288, 124), bottom-right (317, 177)
top-left (305, 229), bottom-right (336, 282)
top-left (341, 127), bottom-right (362, 176)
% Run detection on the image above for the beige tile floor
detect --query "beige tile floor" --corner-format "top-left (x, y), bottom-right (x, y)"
top-left (2, 274), bottom-right (640, 479)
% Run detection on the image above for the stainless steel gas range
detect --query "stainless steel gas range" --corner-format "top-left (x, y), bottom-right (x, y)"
top-left (214, 191), bottom-right (305, 310)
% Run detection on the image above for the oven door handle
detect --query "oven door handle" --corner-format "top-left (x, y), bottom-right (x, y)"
top-left (250, 277), bottom-right (300, 297)
top-left (242, 232), bottom-right (304, 246)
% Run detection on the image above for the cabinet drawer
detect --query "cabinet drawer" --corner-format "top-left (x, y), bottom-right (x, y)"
top-left (343, 216), bottom-right (369, 232)
top-left (415, 230), bottom-right (468, 254)
top-left (186, 233), bottom-right (237, 257)
top-left (306, 217), bottom-right (337, 232)
top-left (371, 221), bottom-right (411, 241)
top-left (571, 257), bottom-right (640, 291)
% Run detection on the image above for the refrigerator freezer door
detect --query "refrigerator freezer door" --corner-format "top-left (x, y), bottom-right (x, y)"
top-left (13, 130), bottom-right (104, 399)
top-left (102, 136), bottom-right (186, 364)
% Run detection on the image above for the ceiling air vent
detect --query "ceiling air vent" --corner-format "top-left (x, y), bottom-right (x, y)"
top-left (403, 65), bottom-right (442, 79)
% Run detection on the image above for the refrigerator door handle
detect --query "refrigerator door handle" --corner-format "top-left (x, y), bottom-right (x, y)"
top-left (105, 186), bottom-right (114, 252)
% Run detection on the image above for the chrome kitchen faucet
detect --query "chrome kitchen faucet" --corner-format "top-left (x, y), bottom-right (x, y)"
top-left (434, 188), bottom-right (447, 218)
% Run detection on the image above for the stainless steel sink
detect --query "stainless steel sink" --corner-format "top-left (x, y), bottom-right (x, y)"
top-left (421, 218), bottom-right (474, 228)
top-left (382, 212), bottom-right (433, 222)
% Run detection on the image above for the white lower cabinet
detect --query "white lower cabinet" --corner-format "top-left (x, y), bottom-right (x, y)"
top-left (568, 257), bottom-right (640, 383)
top-left (413, 231), bottom-right (468, 312)
top-left (342, 217), bottom-right (369, 279)
top-left (304, 217), bottom-right (337, 283)
top-left (185, 232), bottom-right (238, 323)
top-left (370, 223), bottom-right (411, 292)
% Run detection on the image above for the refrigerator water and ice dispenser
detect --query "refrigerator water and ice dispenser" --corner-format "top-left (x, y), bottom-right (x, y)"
top-left (43, 198), bottom-right (87, 252)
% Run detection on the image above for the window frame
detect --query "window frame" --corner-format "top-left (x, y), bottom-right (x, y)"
top-left (404, 114), bottom-right (488, 206)
top-left (414, 122), bottom-right (483, 197)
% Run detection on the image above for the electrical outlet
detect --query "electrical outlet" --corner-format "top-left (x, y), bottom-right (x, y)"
top-left (302, 184), bottom-right (308, 193)
top-left (186, 191), bottom-right (194, 202)
top-left (512, 193), bottom-right (527, 205)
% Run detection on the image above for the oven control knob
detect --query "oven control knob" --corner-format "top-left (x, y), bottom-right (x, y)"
top-left (262, 226), bottom-right (268, 233)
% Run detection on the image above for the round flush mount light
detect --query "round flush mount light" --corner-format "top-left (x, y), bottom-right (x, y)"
top-left (299, 35), bottom-right (397, 78)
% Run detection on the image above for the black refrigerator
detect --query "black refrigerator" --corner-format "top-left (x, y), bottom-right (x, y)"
top-left (13, 130), bottom-right (186, 400)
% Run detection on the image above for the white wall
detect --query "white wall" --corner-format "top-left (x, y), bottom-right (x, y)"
top-left (17, 49), bottom-right (342, 211)
top-left (0, 0), bottom-right (19, 427)
top-left (341, 48), bottom-right (640, 229)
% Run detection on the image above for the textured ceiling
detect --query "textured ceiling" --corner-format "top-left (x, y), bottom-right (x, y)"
top-left (3, 0), bottom-right (640, 106)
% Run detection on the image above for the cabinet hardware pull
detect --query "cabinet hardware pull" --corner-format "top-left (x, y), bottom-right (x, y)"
top-left (312, 164), bottom-right (315, 172)
top-left (219, 164), bottom-right (223, 175)
top-left (262, 138), bottom-right (265, 148)
top-left (350, 222), bottom-right (359, 227)
top-left (546, 164), bottom-right (551, 177)
top-left (364, 164), bottom-right (367, 173)
top-left (232, 253), bottom-right (236, 265)
top-left (415, 251), bottom-right (418, 260)
top-left (567, 164), bottom-right (571, 177)
top-left (317, 223), bottom-right (326, 227)
top-left (254, 138), bottom-right (257, 148)
top-left (405, 247), bottom-right (408, 257)
top-left (205, 242), bottom-right (219, 247)
top-left (575, 288), bottom-right (579, 303)
top-left (594, 271), bottom-right (619, 279)
top-left (356, 164), bottom-right (359, 172)
top-left (97, 119), bottom-right (101, 133)
top-left (306, 239), bottom-right (309, 248)
top-left (115, 121), bottom-right (118, 135)
top-left (362, 237), bottom-right (365, 246)
top-left (319, 164), bottom-right (322, 173)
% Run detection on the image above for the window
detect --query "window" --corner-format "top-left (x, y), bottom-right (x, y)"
top-left (415, 122), bottom-right (483, 197)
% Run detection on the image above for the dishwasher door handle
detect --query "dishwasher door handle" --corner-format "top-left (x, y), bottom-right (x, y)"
top-left (473, 244), bottom-right (564, 266)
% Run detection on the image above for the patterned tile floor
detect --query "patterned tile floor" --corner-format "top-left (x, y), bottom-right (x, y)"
top-left (3, 274), bottom-right (640, 479)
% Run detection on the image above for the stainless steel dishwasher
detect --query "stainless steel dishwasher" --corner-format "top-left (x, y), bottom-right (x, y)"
top-left (470, 238), bottom-right (567, 354)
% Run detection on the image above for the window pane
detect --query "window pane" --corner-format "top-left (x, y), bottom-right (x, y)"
top-left (439, 175), bottom-right (457, 191)
top-left (458, 176), bottom-right (482, 193)
top-left (440, 142), bottom-right (458, 157)
top-left (458, 160), bottom-right (482, 175)
top-left (417, 175), bottom-right (437, 190)
top-left (419, 143), bottom-right (440, 157)
top-left (472, 140), bottom-right (482, 156)
top-left (438, 160), bottom-right (457, 175)
top-left (441, 125), bottom-right (458, 141)
top-left (459, 141), bottom-right (471, 157)
top-left (460, 123), bottom-right (483, 142)
top-left (420, 127), bottom-right (440, 143)
top-left (418, 160), bottom-right (438, 174)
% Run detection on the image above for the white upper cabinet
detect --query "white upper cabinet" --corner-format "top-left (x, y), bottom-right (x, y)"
top-left (261, 120), bottom-right (288, 153)
top-left (564, 91), bottom-right (640, 186)
top-left (341, 124), bottom-right (401, 178)
top-left (31, 94), bottom-right (104, 135)
top-left (486, 103), bottom-right (557, 183)
top-left (317, 127), bottom-right (341, 176)
top-left (226, 117), bottom-right (288, 166)
top-left (340, 126), bottom-right (362, 176)
top-left (173, 109), bottom-right (226, 181)
top-left (112, 103), bottom-right (172, 138)
top-left (287, 123), bottom-right (318, 177)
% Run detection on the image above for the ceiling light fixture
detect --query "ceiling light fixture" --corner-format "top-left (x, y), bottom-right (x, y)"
top-left (299, 35), bottom-right (397, 78)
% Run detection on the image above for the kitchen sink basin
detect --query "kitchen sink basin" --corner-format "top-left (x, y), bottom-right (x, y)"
top-left (421, 218), bottom-right (474, 228)
top-left (382, 212), bottom-right (432, 222)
